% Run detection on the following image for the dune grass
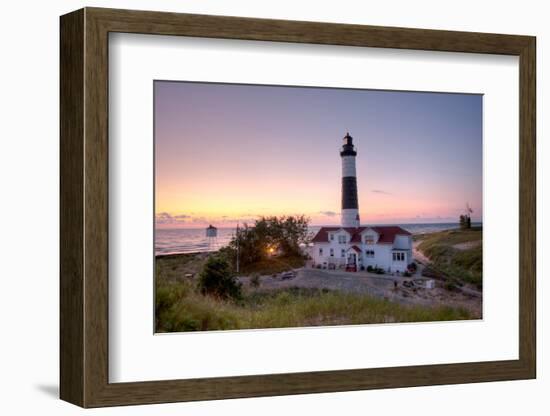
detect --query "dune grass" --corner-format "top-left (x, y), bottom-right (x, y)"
top-left (417, 227), bottom-right (482, 288)
top-left (155, 273), bottom-right (471, 332)
top-left (155, 250), bottom-right (474, 333)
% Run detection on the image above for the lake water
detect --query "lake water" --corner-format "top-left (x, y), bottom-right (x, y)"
top-left (155, 222), bottom-right (480, 256)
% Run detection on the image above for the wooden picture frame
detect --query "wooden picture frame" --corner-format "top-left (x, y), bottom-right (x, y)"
top-left (60, 7), bottom-right (536, 408)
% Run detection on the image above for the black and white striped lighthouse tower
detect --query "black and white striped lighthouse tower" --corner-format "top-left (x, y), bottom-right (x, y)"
top-left (340, 132), bottom-right (360, 228)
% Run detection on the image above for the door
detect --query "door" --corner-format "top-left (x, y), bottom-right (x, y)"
top-left (346, 253), bottom-right (357, 272)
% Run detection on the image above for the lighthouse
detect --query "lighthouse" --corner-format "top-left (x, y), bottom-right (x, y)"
top-left (311, 132), bottom-right (413, 272)
top-left (340, 132), bottom-right (360, 228)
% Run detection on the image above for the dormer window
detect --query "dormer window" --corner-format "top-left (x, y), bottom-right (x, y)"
top-left (338, 235), bottom-right (347, 244)
top-left (330, 234), bottom-right (334, 241)
top-left (364, 235), bottom-right (375, 244)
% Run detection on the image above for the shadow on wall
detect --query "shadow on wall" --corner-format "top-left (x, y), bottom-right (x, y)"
top-left (34, 384), bottom-right (58, 399)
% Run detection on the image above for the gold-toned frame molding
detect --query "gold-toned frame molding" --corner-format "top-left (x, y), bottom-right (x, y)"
top-left (60, 7), bottom-right (536, 408)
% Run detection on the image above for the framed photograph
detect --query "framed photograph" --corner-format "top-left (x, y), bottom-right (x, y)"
top-left (60, 7), bottom-right (536, 408)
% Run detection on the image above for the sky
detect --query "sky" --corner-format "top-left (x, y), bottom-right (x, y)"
top-left (155, 81), bottom-right (482, 228)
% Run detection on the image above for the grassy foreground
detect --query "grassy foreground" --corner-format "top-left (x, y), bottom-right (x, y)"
top-left (417, 227), bottom-right (482, 289)
top-left (155, 253), bottom-right (471, 332)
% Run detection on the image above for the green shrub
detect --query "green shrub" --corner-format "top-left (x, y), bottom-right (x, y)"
top-left (422, 264), bottom-right (448, 280)
top-left (155, 281), bottom-right (194, 331)
top-left (155, 283), bottom-right (187, 319)
top-left (197, 255), bottom-right (242, 300)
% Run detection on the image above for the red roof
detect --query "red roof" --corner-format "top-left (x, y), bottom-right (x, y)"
top-left (311, 226), bottom-right (411, 244)
top-left (372, 226), bottom-right (412, 243)
top-left (311, 227), bottom-right (357, 243)
top-left (350, 245), bottom-right (362, 253)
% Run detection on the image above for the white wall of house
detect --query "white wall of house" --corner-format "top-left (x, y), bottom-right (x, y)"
top-left (362, 243), bottom-right (393, 271)
top-left (390, 250), bottom-right (409, 273)
top-left (311, 242), bottom-right (328, 265)
top-left (312, 229), bottom-right (413, 273)
top-left (312, 242), bottom-right (348, 267)
top-left (312, 229), bottom-right (353, 267)
top-left (394, 234), bottom-right (412, 249)
top-left (328, 229), bottom-right (351, 266)
top-left (389, 234), bottom-right (413, 272)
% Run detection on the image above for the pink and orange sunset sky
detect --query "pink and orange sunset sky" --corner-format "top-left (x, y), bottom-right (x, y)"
top-left (155, 81), bottom-right (482, 229)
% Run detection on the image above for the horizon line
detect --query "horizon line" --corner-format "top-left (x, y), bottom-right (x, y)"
top-left (155, 220), bottom-right (483, 230)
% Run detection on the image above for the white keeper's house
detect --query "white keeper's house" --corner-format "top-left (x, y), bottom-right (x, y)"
top-left (311, 133), bottom-right (413, 273)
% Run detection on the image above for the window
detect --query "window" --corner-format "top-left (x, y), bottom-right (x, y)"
top-left (330, 233), bottom-right (334, 241)
top-left (341, 249), bottom-right (345, 258)
top-left (365, 250), bottom-right (375, 258)
top-left (364, 236), bottom-right (375, 244)
top-left (330, 248), bottom-right (334, 257)
top-left (338, 235), bottom-right (347, 244)
top-left (392, 252), bottom-right (405, 261)
top-left (319, 248), bottom-right (323, 256)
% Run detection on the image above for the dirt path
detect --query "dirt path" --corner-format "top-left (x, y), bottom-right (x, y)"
top-left (412, 241), bottom-right (431, 266)
top-left (453, 241), bottom-right (482, 250)
top-left (412, 241), bottom-right (482, 306)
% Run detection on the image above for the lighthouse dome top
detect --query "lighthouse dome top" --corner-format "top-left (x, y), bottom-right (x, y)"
top-left (343, 132), bottom-right (353, 144)
top-left (340, 132), bottom-right (357, 157)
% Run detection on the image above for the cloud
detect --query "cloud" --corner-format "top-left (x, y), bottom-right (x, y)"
top-left (155, 212), bottom-right (173, 224)
top-left (372, 189), bottom-right (392, 195)
top-left (156, 212), bottom-right (263, 227)
top-left (155, 212), bottom-right (191, 224)
top-left (318, 211), bottom-right (338, 217)
top-left (219, 216), bottom-right (258, 225)
top-left (191, 216), bottom-right (208, 224)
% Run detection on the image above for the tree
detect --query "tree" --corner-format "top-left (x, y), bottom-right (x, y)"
top-left (460, 203), bottom-right (473, 229)
top-left (270, 215), bottom-right (310, 257)
top-left (459, 214), bottom-right (472, 230)
top-left (224, 215), bottom-right (311, 270)
top-left (197, 255), bottom-right (242, 300)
